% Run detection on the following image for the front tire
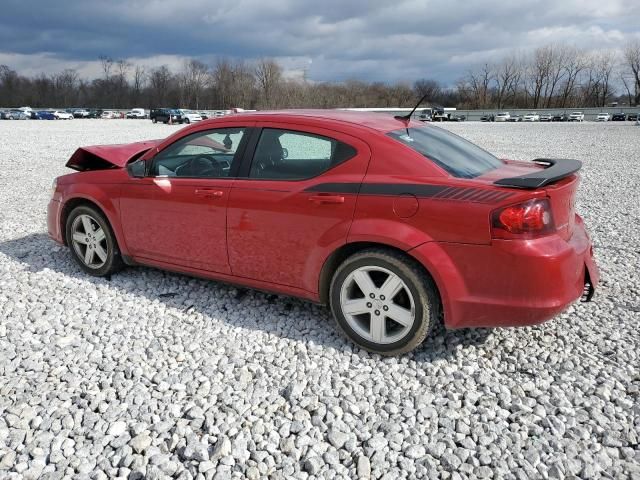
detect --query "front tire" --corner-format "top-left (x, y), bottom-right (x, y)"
top-left (329, 249), bottom-right (440, 355)
top-left (65, 205), bottom-right (124, 277)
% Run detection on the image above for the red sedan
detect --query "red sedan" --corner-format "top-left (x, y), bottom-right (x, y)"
top-left (47, 110), bottom-right (598, 355)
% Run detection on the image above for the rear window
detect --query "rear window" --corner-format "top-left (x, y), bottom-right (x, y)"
top-left (387, 126), bottom-right (503, 178)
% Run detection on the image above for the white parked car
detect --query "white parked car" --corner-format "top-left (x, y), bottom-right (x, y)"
top-left (126, 108), bottom-right (146, 119)
top-left (101, 111), bottom-right (118, 119)
top-left (523, 112), bottom-right (540, 122)
top-left (178, 109), bottom-right (203, 124)
top-left (52, 110), bottom-right (73, 120)
top-left (596, 113), bottom-right (611, 122)
top-left (539, 114), bottom-right (553, 122)
top-left (569, 112), bottom-right (584, 122)
top-left (495, 112), bottom-right (510, 122)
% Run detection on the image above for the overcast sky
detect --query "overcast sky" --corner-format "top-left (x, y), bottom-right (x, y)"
top-left (1, 0), bottom-right (638, 85)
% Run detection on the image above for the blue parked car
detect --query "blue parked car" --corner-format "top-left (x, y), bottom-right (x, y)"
top-left (36, 111), bottom-right (56, 120)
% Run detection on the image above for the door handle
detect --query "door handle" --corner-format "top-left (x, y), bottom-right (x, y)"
top-left (309, 194), bottom-right (345, 204)
top-left (195, 188), bottom-right (224, 198)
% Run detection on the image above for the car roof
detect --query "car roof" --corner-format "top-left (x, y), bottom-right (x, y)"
top-left (219, 109), bottom-right (414, 133)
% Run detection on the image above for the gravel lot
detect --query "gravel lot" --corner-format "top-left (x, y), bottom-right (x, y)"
top-left (0, 120), bottom-right (638, 479)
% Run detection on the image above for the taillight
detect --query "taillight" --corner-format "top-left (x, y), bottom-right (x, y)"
top-left (491, 198), bottom-right (555, 239)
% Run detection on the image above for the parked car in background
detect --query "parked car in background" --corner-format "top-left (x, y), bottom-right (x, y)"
top-left (85, 110), bottom-right (101, 119)
top-left (449, 114), bottom-right (466, 122)
top-left (627, 113), bottom-right (638, 121)
top-left (418, 109), bottom-right (432, 122)
top-left (552, 113), bottom-right (569, 122)
top-left (539, 114), bottom-right (553, 122)
top-left (126, 108), bottom-right (146, 119)
top-left (569, 112), bottom-right (584, 122)
top-left (523, 112), bottom-right (540, 122)
top-left (7, 109), bottom-right (30, 120)
top-left (49, 110), bottom-right (598, 355)
top-left (150, 108), bottom-right (183, 124)
top-left (36, 111), bottom-right (56, 120)
top-left (101, 111), bottom-right (118, 119)
top-left (199, 112), bottom-right (210, 120)
top-left (480, 114), bottom-right (495, 122)
top-left (52, 110), bottom-right (73, 120)
top-left (610, 113), bottom-right (625, 121)
top-left (0, 111), bottom-right (12, 119)
top-left (507, 115), bottom-right (523, 122)
top-left (495, 112), bottom-right (511, 122)
top-left (177, 109), bottom-right (203, 124)
top-left (73, 109), bottom-right (90, 118)
top-left (596, 113), bottom-right (611, 122)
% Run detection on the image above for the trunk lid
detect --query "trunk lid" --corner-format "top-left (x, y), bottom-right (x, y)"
top-left (542, 175), bottom-right (578, 240)
top-left (66, 139), bottom-right (161, 171)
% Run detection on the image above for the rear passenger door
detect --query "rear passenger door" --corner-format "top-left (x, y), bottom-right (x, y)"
top-left (227, 124), bottom-right (371, 293)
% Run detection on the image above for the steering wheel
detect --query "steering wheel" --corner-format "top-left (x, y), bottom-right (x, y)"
top-left (179, 155), bottom-right (223, 177)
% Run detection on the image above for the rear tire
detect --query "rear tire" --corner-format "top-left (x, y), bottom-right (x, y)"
top-left (65, 205), bottom-right (124, 277)
top-left (329, 249), bottom-right (440, 355)
top-left (152, 117), bottom-right (157, 124)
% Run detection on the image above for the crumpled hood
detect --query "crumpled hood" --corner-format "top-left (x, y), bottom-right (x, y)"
top-left (65, 139), bottom-right (162, 171)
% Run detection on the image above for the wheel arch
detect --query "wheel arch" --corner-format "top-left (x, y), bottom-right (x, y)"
top-left (318, 241), bottom-right (444, 318)
top-left (59, 193), bottom-right (127, 256)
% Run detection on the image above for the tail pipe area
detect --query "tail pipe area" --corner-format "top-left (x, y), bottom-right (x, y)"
top-left (581, 268), bottom-right (595, 302)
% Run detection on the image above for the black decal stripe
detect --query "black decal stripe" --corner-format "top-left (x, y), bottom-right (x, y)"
top-left (305, 183), bottom-right (361, 194)
top-left (360, 184), bottom-right (448, 197)
top-left (305, 183), bottom-right (514, 204)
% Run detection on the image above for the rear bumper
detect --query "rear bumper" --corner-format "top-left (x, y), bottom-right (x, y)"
top-left (47, 199), bottom-right (65, 244)
top-left (410, 215), bottom-right (598, 329)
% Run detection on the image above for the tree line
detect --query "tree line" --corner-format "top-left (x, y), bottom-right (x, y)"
top-left (1, 41), bottom-right (639, 110)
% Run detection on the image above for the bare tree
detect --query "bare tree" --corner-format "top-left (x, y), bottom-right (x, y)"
top-left (592, 50), bottom-right (616, 107)
top-left (463, 64), bottom-right (494, 108)
top-left (493, 55), bottom-right (521, 108)
top-left (181, 59), bottom-right (209, 109)
top-left (255, 58), bottom-right (282, 108)
top-left (413, 79), bottom-right (442, 103)
top-left (559, 47), bottom-right (588, 107)
top-left (99, 55), bottom-right (114, 80)
top-left (132, 65), bottom-right (146, 105)
top-left (622, 39), bottom-right (640, 105)
top-left (527, 46), bottom-right (554, 108)
top-left (148, 65), bottom-right (173, 106)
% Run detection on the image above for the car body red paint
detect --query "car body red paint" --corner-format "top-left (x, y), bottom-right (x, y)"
top-left (48, 110), bottom-right (598, 329)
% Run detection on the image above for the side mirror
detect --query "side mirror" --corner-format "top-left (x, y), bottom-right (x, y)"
top-left (127, 159), bottom-right (146, 178)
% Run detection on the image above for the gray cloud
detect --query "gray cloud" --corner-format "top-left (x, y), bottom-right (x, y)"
top-left (0, 0), bottom-right (638, 84)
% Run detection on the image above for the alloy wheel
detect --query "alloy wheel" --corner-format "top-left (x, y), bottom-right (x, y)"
top-left (71, 214), bottom-right (108, 269)
top-left (339, 266), bottom-right (415, 344)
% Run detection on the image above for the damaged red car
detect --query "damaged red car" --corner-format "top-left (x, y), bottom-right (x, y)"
top-left (48, 110), bottom-right (598, 355)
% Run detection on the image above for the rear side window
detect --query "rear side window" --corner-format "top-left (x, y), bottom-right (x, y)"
top-left (249, 128), bottom-right (357, 180)
top-left (387, 126), bottom-right (503, 178)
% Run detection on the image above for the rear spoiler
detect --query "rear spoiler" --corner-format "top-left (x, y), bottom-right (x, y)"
top-left (494, 159), bottom-right (582, 189)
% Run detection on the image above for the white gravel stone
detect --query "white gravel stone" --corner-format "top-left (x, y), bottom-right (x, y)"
top-left (0, 120), bottom-right (637, 479)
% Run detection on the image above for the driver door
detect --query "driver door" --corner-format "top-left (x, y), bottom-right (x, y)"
top-left (119, 126), bottom-right (252, 273)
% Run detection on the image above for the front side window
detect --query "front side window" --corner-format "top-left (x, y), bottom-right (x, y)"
top-left (151, 128), bottom-right (247, 178)
top-left (249, 128), bottom-right (356, 180)
top-left (387, 126), bottom-right (503, 178)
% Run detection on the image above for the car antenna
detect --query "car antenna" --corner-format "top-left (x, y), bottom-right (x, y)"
top-left (394, 93), bottom-right (429, 122)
